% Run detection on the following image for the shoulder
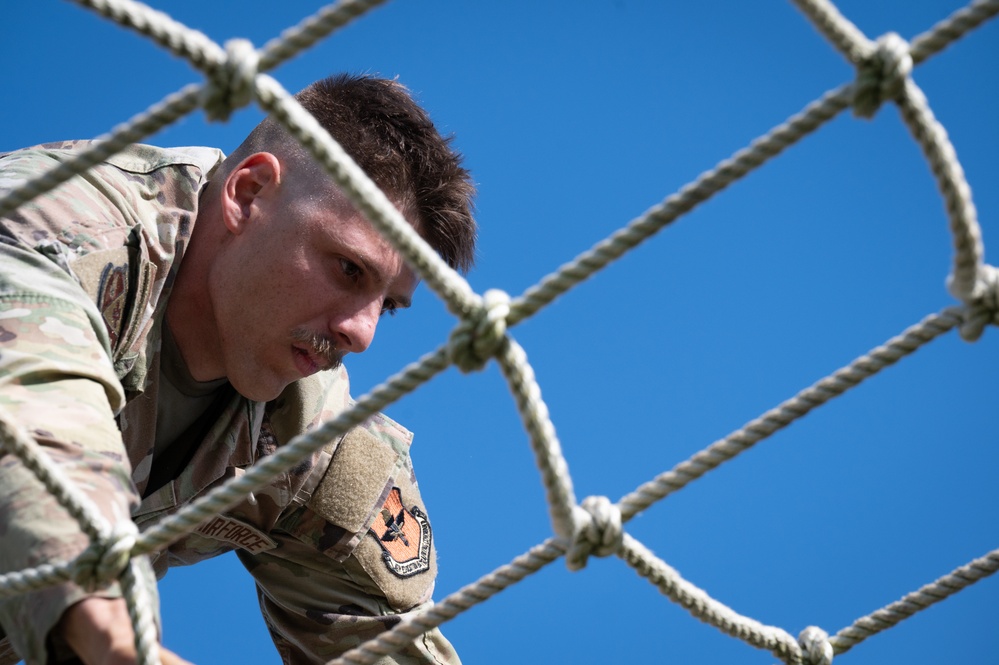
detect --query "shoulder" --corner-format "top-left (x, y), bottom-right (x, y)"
top-left (257, 370), bottom-right (436, 611)
top-left (0, 141), bottom-right (224, 253)
top-left (0, 141), bottom-right (226, 379)
top-left (102, 143), bottom-right (224, 180)
top-left (2, 140), bottom-right (224, 175)
top-left (1, 140), bottom-right (224, 186)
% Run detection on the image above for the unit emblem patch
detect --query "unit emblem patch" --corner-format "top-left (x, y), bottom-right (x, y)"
top-left (370, 487), bottom-right (432, 578)
top-left (97, 262), bottom-right (128, 347)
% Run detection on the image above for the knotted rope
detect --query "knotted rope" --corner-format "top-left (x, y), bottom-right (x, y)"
top-left (566, 496), bottom-right (624, 571)
top-left (957, 264), bottom-right (999, 341)
top-left (853, 32), bottom-right (912, 118)
top-left (202, 38), bottom-right (260, 121)
top-left (799, 626), bottom-right (834, 665)
top-left (73, 521), bottom-right (140, 589)
top-left (448, 289), bottom-right (511, 372)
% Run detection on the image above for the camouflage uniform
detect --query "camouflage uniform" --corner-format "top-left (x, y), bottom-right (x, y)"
top-left (0, 142), bottom-right (455, 664)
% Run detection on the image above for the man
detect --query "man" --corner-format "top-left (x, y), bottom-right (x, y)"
top-left (0, 73), bottom-right (476, 664)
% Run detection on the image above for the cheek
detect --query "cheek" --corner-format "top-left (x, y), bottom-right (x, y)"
top-left (265, 268), bottom-right (340, 326)
top-left (253, 255), bottom-right (313, 300)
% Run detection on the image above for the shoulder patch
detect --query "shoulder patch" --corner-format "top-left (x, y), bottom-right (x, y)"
top-left (301, 424), bottom-right (438, 610)
top-left (371, 487), bottom-right (432, 578)
top-left (97, 262), bottom-right (128, 347)
top-left (68, 244), bottom-right (155, 363)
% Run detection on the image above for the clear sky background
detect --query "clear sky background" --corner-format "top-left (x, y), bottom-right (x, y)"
top-left (3, 1), bottom-right (997, 664)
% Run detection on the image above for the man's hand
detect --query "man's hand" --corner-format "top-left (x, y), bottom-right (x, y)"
top-left (59, 597), bottom-right (193, 665)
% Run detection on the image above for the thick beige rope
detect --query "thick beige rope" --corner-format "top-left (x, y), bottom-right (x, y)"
top-left (0, 2), bottom-right (995, 665)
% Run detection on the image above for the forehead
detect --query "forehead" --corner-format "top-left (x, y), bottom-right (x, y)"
top-left (290, 165), bottom-right (416, 225)
top-left (298, 176), bottom-right (422, 249)
top-left (304, 192), bottom-right (420, 294)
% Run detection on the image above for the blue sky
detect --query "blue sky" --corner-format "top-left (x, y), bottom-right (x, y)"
top-left (3, 1), bottom-right (997, 663)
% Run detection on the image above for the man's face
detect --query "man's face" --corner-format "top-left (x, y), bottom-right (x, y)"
top-left (208, 181), bottom-right (418, 402)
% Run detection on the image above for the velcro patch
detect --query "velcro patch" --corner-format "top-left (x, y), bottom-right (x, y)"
top-left (69, 244), bottom-right (155, 364)
top-left (371, 487), bottom-right (432, 578)
top-left (69, 248), bottom-right (132, 346)
top-left (195, 516), bottom-right (277, 555)
top-left (309, 427), bottom-right (402, 535)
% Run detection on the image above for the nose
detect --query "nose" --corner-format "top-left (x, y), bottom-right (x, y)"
top-left (328, 298), bottom-right (382, 354)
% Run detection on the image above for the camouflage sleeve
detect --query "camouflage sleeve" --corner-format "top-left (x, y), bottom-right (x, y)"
top-left (236, 423), bottom-right (459, 665)
top-left (0, 181), bottom-right (140, 661)
top-left (236, 534), bottom-right (458, 665)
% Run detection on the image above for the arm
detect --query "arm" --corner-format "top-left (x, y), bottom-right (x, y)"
top-left (0, 239), bottom-right (140, 662)
top-left (236, 526), bottom-right (457, 665)
top-left (0, 143), bottom-right (213, 663)
top-left (236, 421), bottom-right (458, 665)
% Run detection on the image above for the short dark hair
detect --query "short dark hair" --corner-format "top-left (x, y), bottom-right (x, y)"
top-left (229, 73), bottom-right (477, 273)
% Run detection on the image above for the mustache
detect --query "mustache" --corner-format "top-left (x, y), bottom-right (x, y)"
top-left (291, 328), bottom-right (343, 372)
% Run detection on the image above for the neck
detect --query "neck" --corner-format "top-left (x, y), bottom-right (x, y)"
top-left (167, 201), bottom-right (226, 382)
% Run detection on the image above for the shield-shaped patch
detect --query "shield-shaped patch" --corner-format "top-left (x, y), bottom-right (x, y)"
top-left (370, 486), bottom-right (432, 578)
top-left (97, 262), bottom-right (128, 347)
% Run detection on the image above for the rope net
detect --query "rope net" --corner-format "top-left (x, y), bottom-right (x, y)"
top-left (0, 0), bottom-right (996, 663)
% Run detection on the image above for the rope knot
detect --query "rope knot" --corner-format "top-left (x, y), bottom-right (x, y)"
top-left (853, 32), bottom-right (912, 118)
top-left (565, 496), bottom-right (623, 571)
top-left (203, 38), bottom-right (259, 121)
top-left (798, 626), bottom-right (834, 665)
top-left (448, 289), bottom-right (510, 373)
top-left (73, 520), bottom-right (139, 589)
top-left (956, 264), bottom-right (999, 341)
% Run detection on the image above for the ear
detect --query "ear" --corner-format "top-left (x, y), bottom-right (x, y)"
top-left (220, 152), bottom-right (283, 235)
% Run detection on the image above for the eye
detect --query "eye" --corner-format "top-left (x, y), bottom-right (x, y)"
top-left (339, 258), bottom-right (362, 283)
top-left (380, 299), bottom-right (398, 317)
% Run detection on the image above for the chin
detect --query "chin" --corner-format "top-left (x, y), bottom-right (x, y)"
top-left (230, 375), bottom-right (288, 403)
